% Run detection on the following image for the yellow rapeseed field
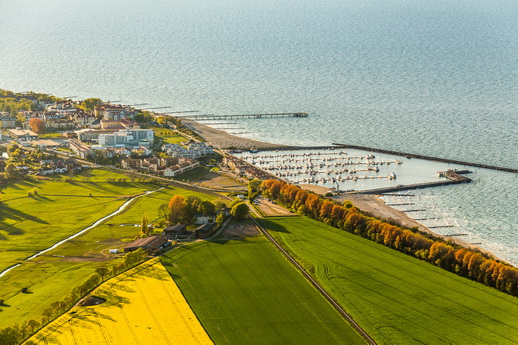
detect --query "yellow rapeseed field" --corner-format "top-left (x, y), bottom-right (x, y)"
top-left (26, 259), bottom-right (213, 345)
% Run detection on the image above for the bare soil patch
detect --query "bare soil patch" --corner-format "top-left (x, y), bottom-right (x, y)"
top-left (220, 219), bottom-right (260, 240)
top-left (77, 295), bottom-right (106, 307)
top-left (254, 196), bottom-right (296, 217)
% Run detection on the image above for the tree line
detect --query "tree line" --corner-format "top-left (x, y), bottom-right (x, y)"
top-left (0, 249), bottom-right (148, 345)
top-left (260, 179), bottom-right (518, 296)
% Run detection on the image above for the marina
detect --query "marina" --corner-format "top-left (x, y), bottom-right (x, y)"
top-left (233, 147), bottom-right (472, 194)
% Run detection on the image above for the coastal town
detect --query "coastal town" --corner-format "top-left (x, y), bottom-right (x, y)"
top-left (1, 90), bottom-right (518, 345)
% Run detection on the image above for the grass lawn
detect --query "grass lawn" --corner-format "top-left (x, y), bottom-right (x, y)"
top-left (0, 178), bottom-right (156, 271)
top-left (0, 261), bottom-right (100, 329)
top-left (0, 180), bottom-right (227, 330)
top-left (160, 237), bottom-right (367, 345)
top-left (258, 216), bottom-right (518, 345)
top-left (153, 127), bottom-right (187, 144)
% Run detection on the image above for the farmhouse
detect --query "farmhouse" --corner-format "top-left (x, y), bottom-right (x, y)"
top-left (194, 214), bottom-right (215, 225)
top-left (161, 224), bottom-right (188, 239)
top-left (124, 236), bottom-right (170, 253)
top-left (193, 223), bottom-right (217, 239)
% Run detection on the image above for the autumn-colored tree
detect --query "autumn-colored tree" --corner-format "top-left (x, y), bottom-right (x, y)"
top-left (168, 195), bottom-right (186, 224)
top-left (260, 179), bottom-right (518, 296)
top-left (28, 117), bottom-right (45, 133)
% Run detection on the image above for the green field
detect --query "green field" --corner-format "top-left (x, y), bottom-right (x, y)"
top-left (258, 216), bottom-right (518, 345)
top-left (161, 237), bottom-right (366, 345)
top-left (0, 171), bottom-right (227, 329)
top-left (153, 127), bottom-right (187, 144)
top-left (0, 178), bottom-right (154, 272)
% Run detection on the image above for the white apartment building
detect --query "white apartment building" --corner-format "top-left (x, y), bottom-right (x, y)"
top-left (97, 129), bottom-right (154, 148)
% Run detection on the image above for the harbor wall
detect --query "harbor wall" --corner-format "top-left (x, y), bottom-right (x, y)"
top-left (333, 144), bottom-right (518, 173)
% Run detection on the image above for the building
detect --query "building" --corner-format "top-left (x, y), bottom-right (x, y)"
top-left (121, 157), bottom-right (142, 169)
top-left (8, 129), bottom-right (38, 140)
top-left (69, 139), bottom-right (93, 159)
top-left (163, 142), bottom-right (214, 159)
top-left (94, 104), bottom-right (137, 121)
top-left (163, 159), bottom-right (200, 177)
top-left (194, 214), bottom-right (215, 225)
top-left (193, 223), bottom-right (217, 239)
top-left (0, 112), bottom-right (16, 128)
top-left (161, 224), bottom-right (188, 239)
top-left (97, 129), bottom-right (154, 148)
top-left (123, 236), bottom-right (170, 253)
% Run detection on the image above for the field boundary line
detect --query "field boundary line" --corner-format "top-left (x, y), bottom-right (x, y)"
top-left (251, 216), bottom-right (376, 345)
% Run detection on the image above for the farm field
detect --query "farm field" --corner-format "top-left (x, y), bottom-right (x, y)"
top-left (0, 174), bottom-right (226, 329)
top-left (258, 216), bottom-right (518, 345)
top-left (160, 237), bottom-right (366, 345)
top-left (26, 259), bottom-right (212, 345)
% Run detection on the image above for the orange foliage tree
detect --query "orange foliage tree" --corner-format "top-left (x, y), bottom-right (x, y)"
top-left (28, 117), bottom-right (45, 133)
top-left (260, 178), bottom-right (518, 296)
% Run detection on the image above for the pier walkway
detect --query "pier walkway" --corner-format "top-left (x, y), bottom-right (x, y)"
top-left (178, 112), bottom-right (308, 120)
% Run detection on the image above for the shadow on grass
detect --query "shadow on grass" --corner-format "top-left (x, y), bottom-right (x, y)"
top-left (0, 204), bottom-right (49, 225)
top-left (255, 218), bottom-right (290, 233)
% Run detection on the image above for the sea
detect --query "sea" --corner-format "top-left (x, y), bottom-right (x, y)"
top-left (1, 0), bottom-right (517, 264)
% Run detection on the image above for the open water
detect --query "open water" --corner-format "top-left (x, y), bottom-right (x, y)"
top-left (1, 0), bottom-right (517, 264)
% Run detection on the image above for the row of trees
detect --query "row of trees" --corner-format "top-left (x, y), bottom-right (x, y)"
top-left (0, 249), bottom-right (148, 345)
top-left (260, 179), bottom-right (518, 296)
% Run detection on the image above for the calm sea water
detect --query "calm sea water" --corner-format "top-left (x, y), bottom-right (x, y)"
top-left (1, 0), bottom-right (517, 263)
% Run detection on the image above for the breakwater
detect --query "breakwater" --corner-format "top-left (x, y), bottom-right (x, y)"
top-left (333, 144), bottom-right (518, 173)
top-left (348, 169), bottom-right (471, 195)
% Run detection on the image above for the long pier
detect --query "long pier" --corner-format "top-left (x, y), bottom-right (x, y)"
top-left (179, 112), bottom-right (308, 120)
top-left (333, 143), bottom-right (518, 173)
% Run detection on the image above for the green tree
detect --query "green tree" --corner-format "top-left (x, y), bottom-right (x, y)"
top-left (27, 319), bottom-right (40, 333)
top-left (139, 213), bottom-right (149, 237)
top-left (79, 98), bottom-right (102, 111)
top-left (95, 267), bottom-right (110, 281)
top-left (215, 213), bottom-right (225, 226)
top-left (248, 179), bottom-right (262, 199)
top-left (184, 196), bottom-right (201, 221)
top-left (230, 202), bottom-right (249, 221)
top-left (199, 200), bottom-right (216, 215)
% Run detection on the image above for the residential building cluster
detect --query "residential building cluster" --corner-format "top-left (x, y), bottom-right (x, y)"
top-left (222, 155), bottom-right (271, 180)
top-left (121, 156), bottom-right (200, 177)
top-left (163, 142), bottom-right (213, 158)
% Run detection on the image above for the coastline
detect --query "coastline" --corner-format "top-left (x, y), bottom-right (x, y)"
top-left (183, 119), bottom-right (292, 149)
top-left (185, 119), bottom-right (508, 264)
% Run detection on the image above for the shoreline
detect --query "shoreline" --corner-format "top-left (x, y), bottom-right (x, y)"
top-left (184, 119), bottom-right (509, 264)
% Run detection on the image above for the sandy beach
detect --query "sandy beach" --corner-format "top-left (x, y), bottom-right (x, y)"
top-left (183, 119), bottom-right (291, 149)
